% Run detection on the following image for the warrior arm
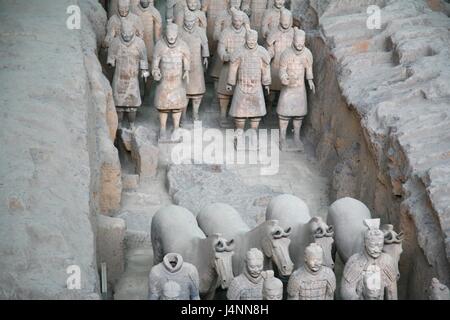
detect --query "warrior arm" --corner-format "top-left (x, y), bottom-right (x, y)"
top-left (217, 34), bottom-right (230, 62)
top-left (182, 42), bottom-right (192, 72)
top-left (260, 10), bottom-right (271, 39)
top-left (188, 266), bottom-right (201, 300)
top-left (260, 48), bottom-right (272, 87)
top-left (151, 42), bottom-right (163, 77)
top-left (241, 0), bottom-right (251, 16)
top-left (104, 17), bottom-right (118, 48)
top-left (305, 48), bottom-right (314, 80)
top-left (226, 279), bottom-right (242, 300)
top-left (166, 0), bottom-right (177, 21)
top-left (213, 17), bottom-right (224, 41)
top-left (198, 11), bottom-right (208, 29)
top-left (138, 40), bottom-right (149, 71)
top-left (148, 269), bottom-right (161, 300)
top-left (227, 52), bottom-right (241, 86)
top-left (279, 51), bottom-right (289, 85)
top-left (200, 29), bottom-right (210, 58)
top-left (152, 8), bottom-right (163, 41)
top-left (340, 255), bottom-right (360, 300)
top-left (106, 39), bottom-right (118, 66)
top-left (265, 34), bottom-right (276, 59)
top-left (326, 269), bottom-right (337, 300)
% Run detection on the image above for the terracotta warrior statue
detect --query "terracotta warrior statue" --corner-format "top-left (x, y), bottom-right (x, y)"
top-left (227, 28), bottom-right (271, 137)
top-left (356, 265), bottom-right (384, 300)
top-left (216, 7), bottom-right (248, 128)
top-left (277, 27), bottom-right (315, 151)
top-left (261, 0), bottom-right (286, 40)
top-left (210, 1), bottom-right (249, 101)
top-left (241, 0), bottom-right (273, 40)
top-left (227, 248), bottom-right (264, 300)
top-left (341, 219), bottom-right (398, 300)
top-left (287, 243), bottom-right (336, 300)
top-left (160, 281), bottom-right (182, 300)
top-left (262, 270), bottom-right (283, 300)
top-left (175, 0), bottom-right (207, 29)
top-left (266, 8), bottom-right (294, 114)
top-left (107, 20), bottom-right (149, 129)
top-left (179, 9), bottom-right (210, 122)
top-left (202, 0), bottom-right (229, 53)
top-left (104, 0), bottom-right (144, 49)
top-left (148, 252), bottom-right (200, 300)
top-left (152, 22), bottom-right (191, 141)
top-left (134, 0), bottom-right (162, 70)
top-left (166, 0), bottom-right (186, 23)
top-left (429, 278), bottom-right (450, 300)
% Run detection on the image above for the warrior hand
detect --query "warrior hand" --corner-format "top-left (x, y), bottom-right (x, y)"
top-left (308, 80), bottom-right (316, 94)
top-left (203, 57), bottom-right (209, 69)
top-left (142, 70), bottom-right (150, 79)
top-left (281, 76), bottom-right (289, 86)
top-left (183, 71), bottom-right (190, 84)
top-left (265, 86), bottom-right (270, 95)
top-left (152, 70), bottom-right (161, 81)
top-left (226, 84), bottom-right (233, 92)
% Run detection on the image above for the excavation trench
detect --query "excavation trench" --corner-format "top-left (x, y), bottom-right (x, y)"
top-left (96, 1), bottom-right (450, 300)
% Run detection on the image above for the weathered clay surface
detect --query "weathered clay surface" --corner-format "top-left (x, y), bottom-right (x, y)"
top-left (167, 164), bottom-right (280, 226)
top-left (0, 0), bottom-right (109, 299)
top-left (293, 0), bottom-right (450, 299)
top-left (130, 126), bottom-right (159, 178)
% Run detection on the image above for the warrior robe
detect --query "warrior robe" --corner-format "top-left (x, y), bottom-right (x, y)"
top-left (227, 271), bottom-right (264, 300)
top-left (287, 266), bottom-right (336, 300)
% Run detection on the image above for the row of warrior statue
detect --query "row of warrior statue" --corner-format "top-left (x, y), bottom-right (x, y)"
top-left (104, 0), bottom-right (313, 150)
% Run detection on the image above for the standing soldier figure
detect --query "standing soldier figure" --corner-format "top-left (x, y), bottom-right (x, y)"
top-left (179, 9), bottom-right (210, 122)
top-left (287, 243), bottom-right (336, 300)
top-left (134, 0), bottom-right (162, 95)
top-left (226, 28), bottom-right (271, 144)
top-left (277, 28), bottom-right (315, 151)
top-left (266, 8), bottom-right (294, 114)
top-left (260, 0), bottom-right (286, 41)
top-left (217, 7), bottom-right (248, 128)
top-left (104, 0), bottom-right (144, 49)
top-left (209, 1), bottom-right (248, 97)
top-left (175, 0), bottom-right (207, 30)
top-left (152, 22), bottom-right (191, 141)
top-left (202, 0), bottom-right (229, 53)
top-left (107, 20), bottom-right (149, 129)
top-left (241, 0), bottom-right (272, 41)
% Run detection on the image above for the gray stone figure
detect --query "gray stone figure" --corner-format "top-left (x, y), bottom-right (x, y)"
top-left (209, 1), bottom-right (249, 96)
top-left (265, 8), bottom-right (294, 114)
top-left (107, 20), bottom-right (149, 129)
top-left (277, 27), bottom-right (315, 152)
top-left (148, 252), bottom-right (200, 300)
top-left (261, 0), bottom-right (286, 40)
top-left (197, 203), bottom-right (294, 278)
top-left (340, 219), bottom-right (398, 300)
top-left (161, 281), bottom-right (182, 300)
top-left (266, 194), bottom-right (335, 269)
top-left (152, 22), bottom-right (191, 141)
top-left (226, 28), bottom-right (271, 139)
top-left (262, 270), bottom-right (283, 300)
top-left (179, 9), bottom-right (210, 122)
top-left (175, 0), bottom-right (207, 29)
top-left (227, 248), bottom-right (264, 300)
top-left (356, 265), bottom-right (384, 300)
top-left (216, 7), bottom-right (248, 128)
top-left (151, 205), bottom-right (235, 299)
top-left (327, 197), bottom-right (404, 280)
top-left (104, 0), bottom-right (144, 49)
top-left (287, 243), bottom-right (336, 300)
top-left (166, 0), bottom-right (186, 23)
top-left (429, 278), bottom-right (450, 300)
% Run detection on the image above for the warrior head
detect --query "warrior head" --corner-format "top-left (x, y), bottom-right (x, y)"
top-left (121, 20), bottom-right (135, 43)
top-left (364, 219), bottom-right (385, 259)
top-left (245, 248), bottom-right (264, 279)
top-left (186, 0), bottom-right (200, 11)
top-left (140, 0), bottom-right (152, 9)
top-left (118, 0), bottom-right (130, 17)
top-left (280, 8), bottom-right (293, 30)
top-left (245, 26), bottom-right (258, 50)
top-left (274, 0), bottom-right (286, 10)
top-left (293, 28), bottom-right (306, 52)
top-left (262, 270), bottom-right (283, 300)
top-left (304, 243), bottom-right (323, 273)
top-left (183, 8), bottom-right (197, 31)
top-left (165, 22), bottom-right (179, 48)
top-left (231, 7), bottom-right (246, 30)
top-left (161, 281), bottom-right (181, 300)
